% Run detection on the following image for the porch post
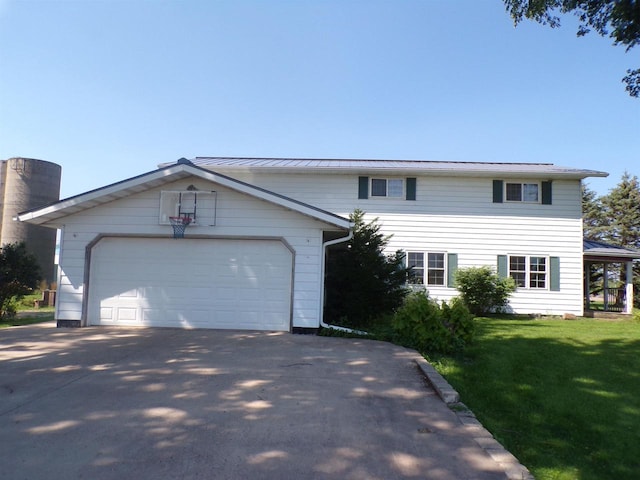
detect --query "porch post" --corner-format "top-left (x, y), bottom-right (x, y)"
top-left (625, 261), bottom-right (633, 314)
top-left (603, 262), bottom-right (609, 311)
top-left (584, 261), bottom-right (591, 311)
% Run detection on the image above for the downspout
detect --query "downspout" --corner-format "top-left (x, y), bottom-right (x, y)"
top-left (319, 228), bottom-right (367, 335)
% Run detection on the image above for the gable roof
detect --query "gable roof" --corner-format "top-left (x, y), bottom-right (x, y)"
top-left (17, 160), bottom-right (351, 230)
top-left (584, 239), bottom-right (640, 262)
top-left (163, 157), bottom-right (609, 180)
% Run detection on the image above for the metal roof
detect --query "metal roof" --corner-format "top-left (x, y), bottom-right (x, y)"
top-left (584, 239), bottom-right (640, 260)
top-left (162, 157), bottom-right (609, 180)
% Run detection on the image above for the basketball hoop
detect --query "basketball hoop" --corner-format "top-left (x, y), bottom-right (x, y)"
top-left (169, 216), bottom-right (192, 239)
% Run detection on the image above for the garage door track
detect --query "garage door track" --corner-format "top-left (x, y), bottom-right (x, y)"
top-left (1, 324), bottom-right (512, 479)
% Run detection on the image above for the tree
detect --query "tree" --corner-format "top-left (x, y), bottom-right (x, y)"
top-left (504, 1), bottom-right (640, 97)
top-left (0, 242), bottom-right (41, 319)
top-left (582, 183), bottom-right (607, 241)
top-left (583, 172), bottom-right (640, 307)
top-left (323, 209), bottom-right (411, 329)
top-left (601, 171), bottom-right (640, 249)
top-left (601, 172), bottom-right (640, 307)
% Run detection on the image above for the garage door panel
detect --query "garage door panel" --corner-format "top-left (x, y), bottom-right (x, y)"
top-left (89, 238), bottom-right (292, 331)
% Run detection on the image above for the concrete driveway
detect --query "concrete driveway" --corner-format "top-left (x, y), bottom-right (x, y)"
top-left (2, 323), bottom-right (515, 479)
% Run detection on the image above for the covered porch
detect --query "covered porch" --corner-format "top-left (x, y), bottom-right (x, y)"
top-left (584, 239), bottom-right (640, 315)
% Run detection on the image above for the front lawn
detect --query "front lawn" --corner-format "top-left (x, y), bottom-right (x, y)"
top-left (0, 312), bottom-right (54, 328)
top-left (431, 316), bottom-right (640, 480)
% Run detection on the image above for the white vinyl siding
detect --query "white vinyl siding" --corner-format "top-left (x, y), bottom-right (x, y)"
top-left (214, 171), bottom-right (584, 315)
top-left (54, 180), bottom-right (339, 329)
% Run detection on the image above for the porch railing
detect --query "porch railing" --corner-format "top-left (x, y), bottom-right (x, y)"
top-left (604, 287), bottom-right (626, 312)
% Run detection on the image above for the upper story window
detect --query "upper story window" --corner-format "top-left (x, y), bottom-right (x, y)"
top-left (493, 180), bottom-right (553, 205)
top-left (371, 178), bottom-right (403, 198)
top-left (506, 182), bottom-right (539, 202)
top-left (358, 176), bottom-right (416, 200)
top-left (509, 255), bottom-right (547, 289)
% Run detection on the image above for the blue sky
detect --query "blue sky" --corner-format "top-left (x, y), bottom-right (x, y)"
top-left (1, 0), bottom-right (638, 199)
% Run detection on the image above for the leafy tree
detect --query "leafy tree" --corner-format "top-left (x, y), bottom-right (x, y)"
top-left (0, 242), bottom-right (41, 319)
top-left (454, 266), bottom-right (516, 316)
top-left (504, 0), bottom-right (640, 97)
top-left (324, 209), bottom-right (411, 329)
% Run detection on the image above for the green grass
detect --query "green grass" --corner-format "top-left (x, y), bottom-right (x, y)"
top-left (0, 312), bottom-right (54, 328)
top-left (430, 316), bottom-right (640, 480)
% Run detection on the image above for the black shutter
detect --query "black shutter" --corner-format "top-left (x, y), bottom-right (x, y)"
top-left (406, 178), bottom-right (416, 201)
top-left (493, 180), bottom-right (503, 203)
top-left (542, 181), bottom-right (552, 205)
top-left (358, 176), bottom-right (369, 199)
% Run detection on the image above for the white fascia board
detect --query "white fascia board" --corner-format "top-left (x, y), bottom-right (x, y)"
top-left (17, 167), bottom-right (185, 225)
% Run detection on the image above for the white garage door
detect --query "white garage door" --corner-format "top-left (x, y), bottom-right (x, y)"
top-left (88, 237), bottom-right (292, 331)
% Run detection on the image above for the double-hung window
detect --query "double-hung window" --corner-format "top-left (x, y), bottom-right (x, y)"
top-left (506, 182), bottom-right (539, 202)
top-left (508, 255), bottom-right (547, 289)
top-left (408, 252), bottom-right (446, 286)
top-left (371, 178), bottom-right (403, 198)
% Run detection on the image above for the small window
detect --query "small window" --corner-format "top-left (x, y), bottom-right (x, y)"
top-left (407, 252), bottom-right (424, 284)
top-left (509, 256), bottom-right (527, 287)
top-left (508, 255), bottom-right (547, 289)
top-left (506, 182), bottom-right (539, 203)
top-left (407, 251), bottom-right (446, 286)
top-left (371, 178), bottom-right (403, 198)
top-left (427, 253), bottom-right (445, 286)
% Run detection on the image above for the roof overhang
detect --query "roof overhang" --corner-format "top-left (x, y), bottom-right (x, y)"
top-left (160, 157), bottom-right (609, 181)
top-left (584, 239), bottom-right (640, 262)
top-left (17, 162), bottom-right (351, 231)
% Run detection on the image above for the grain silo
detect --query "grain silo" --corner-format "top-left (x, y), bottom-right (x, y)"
top-left (0, 158), bottom-right (62, 284)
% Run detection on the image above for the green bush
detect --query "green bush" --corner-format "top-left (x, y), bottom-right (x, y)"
top-left (454, 266), bottom-right (516, 316)
top-left (392, 291), bottom-right (475, 354)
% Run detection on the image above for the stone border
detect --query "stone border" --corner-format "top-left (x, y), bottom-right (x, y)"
top-left (415, 356), bottom-right (535, 480)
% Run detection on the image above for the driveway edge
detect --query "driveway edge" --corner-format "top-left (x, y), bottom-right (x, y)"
top-left (414, 356), bottom-right (535, 480)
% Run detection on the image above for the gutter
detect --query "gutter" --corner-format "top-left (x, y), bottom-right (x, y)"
top-left (319, 228), bottom-right (368, 335)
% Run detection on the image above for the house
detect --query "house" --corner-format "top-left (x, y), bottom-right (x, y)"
top-left (18, 156), bottom-right (629, 332)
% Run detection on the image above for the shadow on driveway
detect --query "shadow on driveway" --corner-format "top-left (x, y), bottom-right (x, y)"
top-left (1, 324), bottom-right (508, 479)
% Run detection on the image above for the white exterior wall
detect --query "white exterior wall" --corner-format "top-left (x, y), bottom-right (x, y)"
top-left (55, 178), bottom-right (340, 329)
top-left (210, 170), bottom-right (585, 316)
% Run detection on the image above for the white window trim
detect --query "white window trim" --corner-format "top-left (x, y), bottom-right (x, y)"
top-left (371, 178), bottom-right (404, 198)
top-left (407, 251), bottom-right (447, 286)
top-left (508, 254), bottom-right (549, 290)
top-left (505, 181), bottom-right (541, 204)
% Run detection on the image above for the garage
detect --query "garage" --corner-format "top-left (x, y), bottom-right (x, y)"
top-left (88, 237), bottom-right (293, 331)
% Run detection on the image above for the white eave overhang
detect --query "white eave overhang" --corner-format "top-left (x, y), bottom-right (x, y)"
top-left (167, 157), bottom-right (609, 181)
top-left (17, 163), bottom-right (351, 231)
